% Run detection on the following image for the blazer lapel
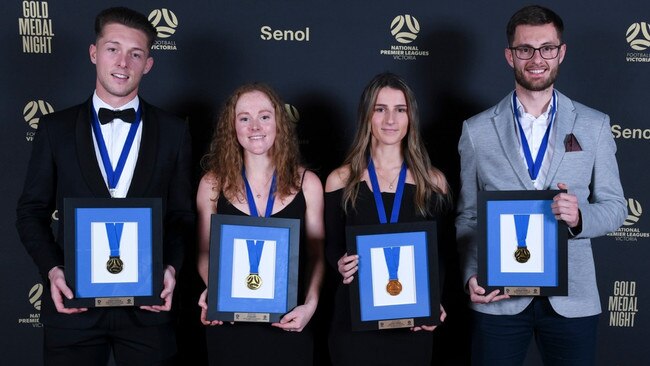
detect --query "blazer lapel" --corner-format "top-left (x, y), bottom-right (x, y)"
top-left (493, 93), bottom-right (535, 189)
top-left (543, 91), bottom-right (576, 189)
top-left (76, 99), bottom-right (111, 197)
top-left (127, 100), bottom-right (157, 196)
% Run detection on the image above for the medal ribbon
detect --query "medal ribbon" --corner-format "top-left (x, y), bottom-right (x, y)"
top-left (91, 104), bottom-right (142, 196)
top-left (242, 167), bottom-right (276, 217)
top-left (105, 222), bottom-right (124, 257)
top-left (514, 215), bottom-right (530, 249)
top-left (383, 246), bottom-right (401, 281)
top-left (512, 91), bottom-right (557, 181)
top-left (367, 157), bottom-right (407, 224)
top-left (246, 239), bottom-right (265, 274)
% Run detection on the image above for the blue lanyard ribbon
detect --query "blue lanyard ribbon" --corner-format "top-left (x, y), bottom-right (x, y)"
top-left (246, 239), bottom-right (265, 274)
top-left (514, 215), bottom-right (530, 249)
top-left (105, 222), bottom-right (124, 257)
top-left (242, 167), bottom-right (276, 217)
top-left (91, 104), bottom-right (142, 196)
top-left (367, 157), bottom-right (407, 224)
top-left (512, 91), bottom-right (557, 181)
top-left (383, 246), bottom-right (401, 280)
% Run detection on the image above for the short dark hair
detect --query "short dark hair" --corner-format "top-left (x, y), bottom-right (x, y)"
top-left (506, 5), bottom-right (564, 46)
top-left (95, 7), bottom-right (157, 48)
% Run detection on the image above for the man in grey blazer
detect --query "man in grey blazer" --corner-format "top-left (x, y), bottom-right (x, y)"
top-left (456, 5), bottom-right (626, 365)
top-left (15, 7), bottom-right (194, 365)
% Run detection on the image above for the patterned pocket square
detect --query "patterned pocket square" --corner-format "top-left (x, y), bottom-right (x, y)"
top-left (564, 133), bottom-right (582, 152)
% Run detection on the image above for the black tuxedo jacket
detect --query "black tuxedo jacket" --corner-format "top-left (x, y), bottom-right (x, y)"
top-left (16, 97), bottom-right (195, 328)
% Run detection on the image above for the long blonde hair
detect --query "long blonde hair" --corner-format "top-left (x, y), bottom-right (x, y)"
top-left (200, 83), bottom-right (301, 200)
top-left (341, 72), bottom-right (451, 217)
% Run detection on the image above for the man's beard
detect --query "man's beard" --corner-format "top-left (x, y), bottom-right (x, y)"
top-left (514, 66), bottom-right (559, 92)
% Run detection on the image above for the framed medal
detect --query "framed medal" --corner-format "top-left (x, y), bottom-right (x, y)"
top-left (206, 214), bottom-right (300, 323)
top-left (477, 190), bottom-right (568, 296)
top-left (63, 197), bottom-right (164, 307)
top-left (345, 221), bottom-right (440, 331)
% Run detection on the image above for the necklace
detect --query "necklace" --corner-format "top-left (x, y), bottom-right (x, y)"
top-left (250, 172), bottom-right (274, 199)
top-left (377, 168), bottom-right (401, 190)
top-left (388, 173), bottom-right (399, 190)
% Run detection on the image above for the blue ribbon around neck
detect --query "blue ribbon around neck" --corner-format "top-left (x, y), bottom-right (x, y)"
top-left (512, 91), bottom-right (557, 182)
top-left (91, 104), bottom-right (142, 196)
top-left (242, 167), bottom-right (276, 218)
top-left (367, 157), bottom-right (407, 224)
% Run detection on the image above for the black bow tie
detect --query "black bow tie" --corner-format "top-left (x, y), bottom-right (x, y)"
top-left (98, 108), bottom-right (136, 124)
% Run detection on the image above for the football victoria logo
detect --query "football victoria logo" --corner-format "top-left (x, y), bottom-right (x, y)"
top-left (390, 15), bottom-right (420, 44)
top-left (23, 100), bottom-right (53, 129)
top-left (148, 9), bottom-right (178, 38)
top-left (148, 9), bottom-right (179, 51)
top-left (625, 22), bottom-right (650, 63)
top-left (626, 22), bottom-right (650, 51)
top-left (23, 100), bottom-right (53, 142)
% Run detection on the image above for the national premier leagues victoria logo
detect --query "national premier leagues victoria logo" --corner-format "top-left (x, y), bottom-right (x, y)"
top-left (607, 198), bottom-right (649, 241)
top-left (625, 22), bottom-right (650, 62)
top-left (23, 100), bottom-right (54, 142)
top-left (380, 14), bottom-right (429, 61)
top-left (17, 283), bottom-right (43, 327)
top-left (148, 8), bottom-right (178, 51)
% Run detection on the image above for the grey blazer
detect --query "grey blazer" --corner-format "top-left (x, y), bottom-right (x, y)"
top-left (455, 90), bottom-right (626, 317)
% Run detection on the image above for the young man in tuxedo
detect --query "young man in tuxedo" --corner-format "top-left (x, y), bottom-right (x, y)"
top-left (456, 5), bottom-right (626, 365)
top-left (16, 7), bottom-right (194, 365)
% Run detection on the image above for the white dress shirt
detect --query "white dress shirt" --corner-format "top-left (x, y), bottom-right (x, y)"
top-left (91, 92), bottom-right (142, 198)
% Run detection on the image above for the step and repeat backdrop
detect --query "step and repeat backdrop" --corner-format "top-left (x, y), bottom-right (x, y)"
top-left (2, 1), bottom-right (648, 365)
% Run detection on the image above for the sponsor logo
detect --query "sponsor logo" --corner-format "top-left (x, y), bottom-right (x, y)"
top-left (611, 124), bottom-right (650, 140)
top-left (260, 26), bottom-right (310, 41)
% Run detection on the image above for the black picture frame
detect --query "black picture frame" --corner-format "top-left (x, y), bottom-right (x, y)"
top-left (478, 190), bottom-right (568, 296)
top-left (345, 221), bottom-right (440, 331)
top-left (206, 214), bottom-right (300, 323)
top-left (63, 197), bottom-right (163, 307)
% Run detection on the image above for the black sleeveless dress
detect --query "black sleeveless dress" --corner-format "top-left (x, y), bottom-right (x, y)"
top-left (325, 183), bottom-right (442, 366)
top-left (205, 190), bottom-right (314, 366)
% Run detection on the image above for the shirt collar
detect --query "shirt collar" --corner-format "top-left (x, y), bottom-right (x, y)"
top-left (92, 92), bottom-right (140, 114)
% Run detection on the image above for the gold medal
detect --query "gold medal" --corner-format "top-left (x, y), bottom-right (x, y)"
top-left (514, 247), bottom-right (530, 263)
top-left (106, 256), bottom-right (123, 274)
top-left (246, 273), bottom-right (262, 290)
top-left (386, 279), bottom-right (402, 296)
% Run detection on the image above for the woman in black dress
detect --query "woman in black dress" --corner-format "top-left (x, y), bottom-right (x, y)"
top-left (325, 72), bottom-right (453, 365)
top-left (197, 83), bottom-right (325, 365)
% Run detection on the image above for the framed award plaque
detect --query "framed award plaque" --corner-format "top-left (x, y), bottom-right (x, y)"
top-left (477, 190), bottom-right (568, 296)
top-left (206, 214), bottom-right (300, 323)
top-left (63, 197), bottom-right (164, 308)
top-left (345, 221), bottom-right (440, 331)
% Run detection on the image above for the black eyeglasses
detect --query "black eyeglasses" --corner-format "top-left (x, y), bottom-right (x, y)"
top-left (508, 44), bottom-right (563, 60)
